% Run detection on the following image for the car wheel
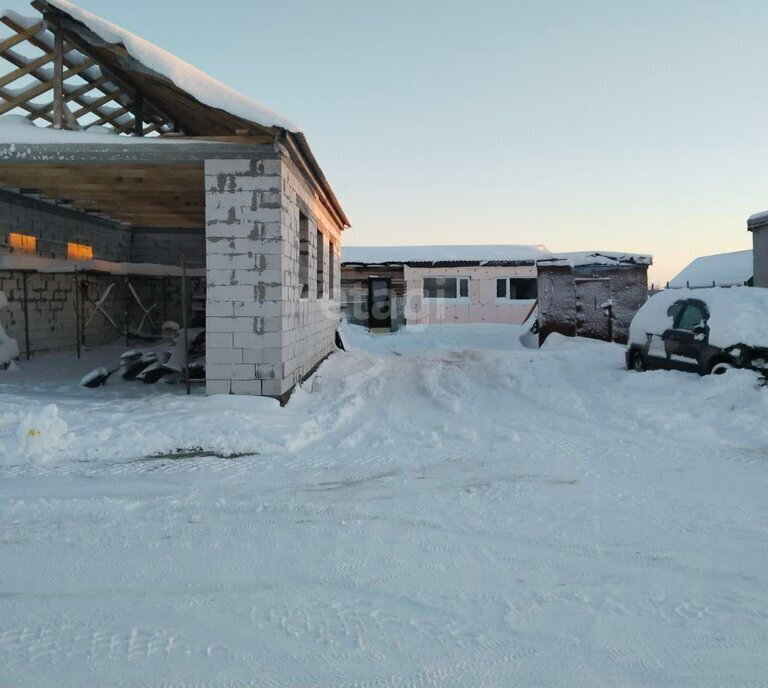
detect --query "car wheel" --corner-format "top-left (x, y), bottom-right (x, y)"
top-left (632, 352), bottom-right (647, 372)
top-left (710, 361), bottom-right (736, 376)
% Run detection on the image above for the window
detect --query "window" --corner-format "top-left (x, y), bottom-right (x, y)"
top-left (8, 232), bottom-right (36, 253)
top-left (67, 242), bottom-right (93, 261)
top-left (497, 278), bottom-right (537, 300)
top-left (328, 241), bottom-right (335, 299)
top-left (316, 230), bottom-right (325, 298)
top-left (677, 303), bottom-right (707, 331)
top-left (299, 212), bottom-right (309, 298)
top-left (423, 276), bottom-right (470, 300)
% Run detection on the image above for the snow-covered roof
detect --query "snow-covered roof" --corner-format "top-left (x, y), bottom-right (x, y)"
top-left (668, 250), bottom-right (753, 289)
top-left (747, 209), bottom-right (768, 230)
top-left (537, 251), bottom-right (653, 268)
top-left (39, 0), bottom-right (300, 133)
top-left (342, 245), bottom-right (551, 265)
top-left (342, 245), bottom-right (652, 268)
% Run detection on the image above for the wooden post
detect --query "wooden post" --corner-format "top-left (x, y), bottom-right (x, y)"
top-left (53, 23), bottom-right (64, 129)
top-left (21, 271), bottom-right (30, 360)
top-left (124, 277), bottom-right (130, 346)
top-left (134, 91), bottom-right (144, 137)
top-left (181, 257), bottom-right (191, 395)
top-left (73, 272), bottom-right (81, 359)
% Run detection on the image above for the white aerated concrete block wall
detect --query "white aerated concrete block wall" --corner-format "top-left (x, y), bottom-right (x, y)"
top-left (273, 159), bottom-right (341, 398)
top-left (204, 157), bottom-right (341, 398)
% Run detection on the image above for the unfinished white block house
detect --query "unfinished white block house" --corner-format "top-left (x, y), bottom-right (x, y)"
top-left (0, 0), bottom-right (350, 398)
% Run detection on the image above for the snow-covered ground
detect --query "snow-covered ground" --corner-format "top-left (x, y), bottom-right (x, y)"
top-left (1, 324), bottom-right (767, 687)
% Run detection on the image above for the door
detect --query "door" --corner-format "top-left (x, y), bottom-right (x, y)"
top-left (368, 277), bottom-right (392, 330)
top-left (575, 278), bottom-right (612, 341)
top-left (662, 300), bottom-right (709, 371)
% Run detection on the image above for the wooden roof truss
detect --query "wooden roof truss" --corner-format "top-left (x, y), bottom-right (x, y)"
top-left (0, 13), bottom-right (175, 135)
top-left (0, 3), bottom-right (350, 230)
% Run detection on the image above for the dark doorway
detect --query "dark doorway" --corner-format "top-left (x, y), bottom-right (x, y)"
top-left (575, 278), bottom-right (612, 341)
top-left (368, 277), bottom-right (392, 331)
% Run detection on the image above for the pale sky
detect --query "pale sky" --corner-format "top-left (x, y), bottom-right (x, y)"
top-left (4, 0), bottom-right (765, 286)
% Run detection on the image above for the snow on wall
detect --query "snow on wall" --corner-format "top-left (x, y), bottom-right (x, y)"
top-left (668, 250), bottom-right (753, 289)
top-left (629, 287), bottom-right (768, 349)
top-left (42, 0), bottom-right (301, 133)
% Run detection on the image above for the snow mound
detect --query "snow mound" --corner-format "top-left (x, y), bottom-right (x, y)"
top-left (16, 404), bottom-right (72, 461)
top-left (629, 287), bottom-right (768, 349)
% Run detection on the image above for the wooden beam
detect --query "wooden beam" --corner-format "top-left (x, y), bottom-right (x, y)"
top-left (53, 22), bottom-right (63, 128)
top-left (0, 57), bottom-right (97, 116)
top-left (0, 52), bottom-right (53, 89)
top-left (0, 21), bottom-right (44, 53)
top-left (25, 75), bottom-right (111, 120)
top-left (0, 33), bottom-right (120, 127)
top-left (0, 16), bottom-right (137, 130)
top-left (89, 104), bottom-right (131, 127)
top-left (54, 26), bottom-right (177, 133)
top-left (71, 91), bottom-right (117, 118)
top-left (134, 90), bottom-right (144, 137)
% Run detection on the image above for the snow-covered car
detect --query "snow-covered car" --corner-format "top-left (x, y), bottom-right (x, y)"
top-left (626, 287), bottom-right (768, 376)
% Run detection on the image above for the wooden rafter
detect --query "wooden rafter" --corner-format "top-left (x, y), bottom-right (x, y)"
top-left (0, 17), bottom-right (128, 125)
top-left (0, 15), bottom-right (174, 135)
top-left (0, 52), bottom-right (53, 89)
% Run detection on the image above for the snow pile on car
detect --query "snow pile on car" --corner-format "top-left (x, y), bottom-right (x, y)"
top-left (629, 287), bottom-right (768, 349)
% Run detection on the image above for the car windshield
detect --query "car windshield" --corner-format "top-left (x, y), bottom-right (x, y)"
top-left (677, 303), bottom-right (707, 331)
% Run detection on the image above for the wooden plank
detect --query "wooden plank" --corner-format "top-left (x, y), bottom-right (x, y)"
top-left (89, 104), bottom-right (131, 127)
top-left (0, 16), bottom-right (140, 131)
top-left (55, 27), bottom-right (176, 133)
top-left (0, 52), bottom-right (53, 89)
top-left (71, 91), bottom-right (118, 118)
top-left (0, 21), bottom-right (44, 53)
top-left (0, 57), bottom-right (97, 116)
top-left (53, 23), bottom-right (64, 128)
top-left (25, 75), bottom-right (111, 120)
top-left (134, 90), bottom-right (143, 137)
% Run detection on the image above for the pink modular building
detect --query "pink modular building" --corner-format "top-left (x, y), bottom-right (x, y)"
top-left (340, 245), bottom-right (652, 344)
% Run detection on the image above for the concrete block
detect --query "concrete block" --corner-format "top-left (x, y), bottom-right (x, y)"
top-left (204, 159), bottom-right (252, 176)
top-left (234, 332), bottom-right (281, 349)
top-left (206, 379), bottom-right (231, 395)
top-left (261, 347), bottom-right (283, 364)
top-left (254, 363), bottom-right (280, 380)
top-left (207, 348), bottom-right (244, 364)
top-left (231, 379), bottom-right (263, 395)
top-left (206, 316), bottom-right (257, 333)
top-left (206, 363), bottom-right (255, 380)
top-left (262, 378), bottom-right (292, 397)
top-left (233, 300), bottom-right (282, 317)
top-left (242, 348), bottom-right (263, 364)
